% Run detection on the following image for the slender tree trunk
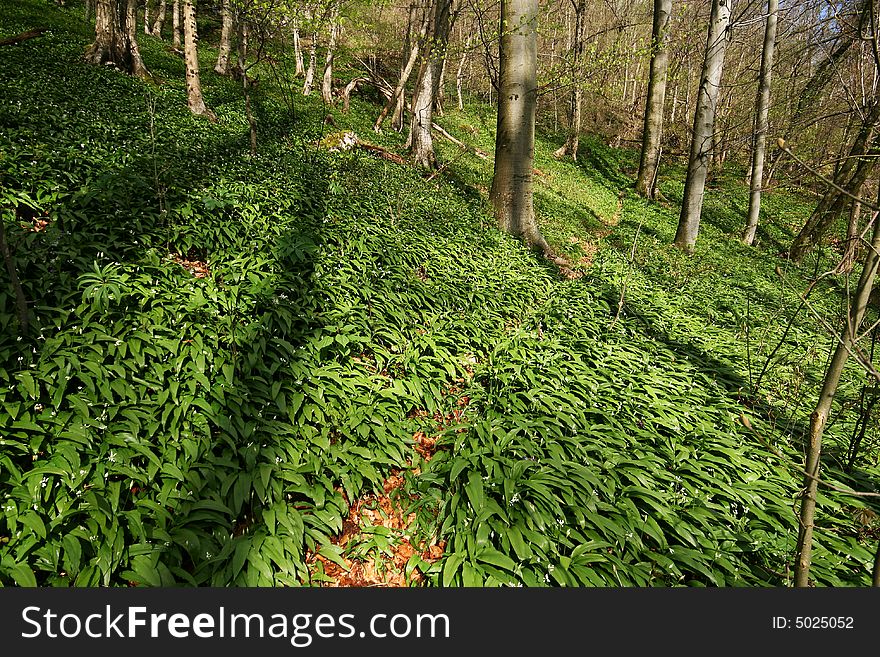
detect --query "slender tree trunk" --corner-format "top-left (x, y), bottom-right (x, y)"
top-left (85, 0), bottom-right (95, 21)
top-left (144, 0), bottom-right (152, 35)
top-left (85, 0), bottom-right (148, 78)
top-left (554, 0), bottom-right (586, 160)
top-left (293, 20), bottom-right (305, 77)
top-left (321, 1), bottom-right (341, 105)
top-left (838, 195), bottom-right (863, 274)
top-left (377, 34), bottom-right (421, 131)
top-left (636, 0), bottom-right (672, 197)
top-left (172, 0), bottom-right (181, 49)
top-left (214, 0), bottom-right (233, 74)
top-left (794, 191), bottom-right (880, 587)
top-left (182, 0), bottom-right (213, 118)
top-left (742, 0), bottom-right (778, 245)
top-left (674, 0), bottom-right (733, 252)
top-left (303, 33), bottom-right (317, 95)
top-left (408, 0), bottom-right (452, 168)
top-left (456, 35), bottom-right (470, 110)
top-left (789, 100), bottom-right (880, 262)
top-left (151, 0), bottom-right (167, 37)
top-left (490, 0), bottom-right (550, 254)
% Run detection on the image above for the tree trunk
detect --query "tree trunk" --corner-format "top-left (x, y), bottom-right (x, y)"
top-left (742, 0), bottom-right (778, 246)
top-left (408, 0), bottom-right (452, 168)
top-left (144, 0), bottom-right (152, 35)
top-left (674, 0), bottom-right (732, 252)
top-left (837, 196), bottom-right (863, 275)
top-left (635, 0), bottom-right (672, 197)
top-left (321, 1), bottom-right (341, 105)
top-left (794, 190), bottom-right (880, 587)
top-left (490, 0), bottom-right (550, 254)
top-left (85, 0), bottom-right (95, 21)
top-left (789, 100), bottom-right (880, 262)
top-left (554, 0), bottom-right (586, 160)
top-left (85, 0), bottom-right (148, 78)
top-left (182, 0), bottom-right (213, 118)
top-left (303, 33), bottom-right (316, 95)
top-left (214, 0), bottom-right (232, 74)
top-left (172, 0), bottom-right (181, 49)
top-left (293, 21), bottom-right (305, 77)
top-left (456, 35), bottom-right (470, 110)
top-left (151, 0), bottom-right (167, 37)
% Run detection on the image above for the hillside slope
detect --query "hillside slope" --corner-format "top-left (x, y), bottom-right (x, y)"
top-left (0, 0), bottom-right (877, 587)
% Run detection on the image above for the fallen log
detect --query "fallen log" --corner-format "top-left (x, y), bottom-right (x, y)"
top-left (0, 28), bottom-right (47, 47)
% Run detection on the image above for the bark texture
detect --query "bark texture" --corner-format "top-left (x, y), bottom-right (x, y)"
top-left (490, 0), bottom-right (550, 254)
top-left (182, 0), bottom-right (213, 118)
top-left (84, 0), bottom-right (148, 78)
top-left (151, 0), bottom-right (167, 37)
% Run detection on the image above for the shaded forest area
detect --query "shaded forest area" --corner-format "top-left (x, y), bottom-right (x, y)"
top-left (1, 0), bottom-right (879, 588)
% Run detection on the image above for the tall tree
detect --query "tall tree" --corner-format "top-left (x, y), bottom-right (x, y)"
top-left (172, 0), bottom-right (182, 49)
top-left (490, 0), bottom-right (550, 253)
top-left (674, 0), bottom-right (733, 251)
top-left (321, 0), bottom-right (342, 105)
top-left (84, 0), bottom-right (148, 78)
top-left (151, 0), bottom-right (168, 37)
top-left (794, 187), bottom-right (880, 586)
top-left (553, 0), bottom-right (587, 160)
top-left (215, 0), bottom-right (233, 74)
top-left (742, 0), bottom-right (778, 245)
top-left (788, 100), bottom-right (880, 261)
top-left (408, 0), bottom-right (453, 168)
top-left (182, 0), bottom-right (214, 118)
top-left (635, 0), bottom-right (672, 197)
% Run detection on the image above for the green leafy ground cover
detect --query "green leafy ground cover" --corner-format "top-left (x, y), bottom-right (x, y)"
top-left (0, 0), bottom-right (877, 587)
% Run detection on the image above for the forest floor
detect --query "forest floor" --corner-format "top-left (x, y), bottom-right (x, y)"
top-left (1, 0), bottom-right (879, 587)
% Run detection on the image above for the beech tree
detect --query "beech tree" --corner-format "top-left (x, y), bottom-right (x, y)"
top-left (553, 0), bottom-right (586, 160)
top-left (408, 0), bottom-right (454, 168)
top-left (742, 0), bottom-right (778, 246)
top-left (321, 1), bottom-right (342, 105)
top-left (674, 0), bottom-right (733, 251)
top-left (215, 0), bottom-right (234, 74)
top-left (84, 0), bottom-right (148, 78)
top-left (635, 0), bottom-right (671, 198)
top-left (490, 0), bottom-right (550, 253)
top-left (182, 0), bottom-right (214, 118)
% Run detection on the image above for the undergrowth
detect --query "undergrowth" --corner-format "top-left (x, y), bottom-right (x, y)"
top-left (0, 0), bottom-right (877, 588)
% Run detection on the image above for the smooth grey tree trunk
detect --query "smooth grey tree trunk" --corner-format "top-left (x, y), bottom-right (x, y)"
top-left (635, 0), bottom-right (672, 198)
top-left (490, 0), bottom-right (550, 254)
top-left (182, 0), bottom-right (212, 118)
top-left (214, 0), bottom-right (233, 74)
top-left (321, 1), bottom-right (341, 105)
top-left (303, 33), bottom-right (317, 95)
top-left (408, 0), bottom-right (452, 168)
top-left (674, 0), bottom-right (733, 252)
top-left (742, 0), bottom-right (778, 245)
top-left (172, 0), bottom-right (181, 49)
top-left (553, 0), bottom-right (586, 160)
top-left (151, 0), bottom-right (167, 37)
top-left (293, 21), bottom-right (305, 77)
top-left (794, 196), bottom-right (880, 587)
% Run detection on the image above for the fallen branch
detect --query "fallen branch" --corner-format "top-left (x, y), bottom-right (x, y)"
top-left (0, 28), bottom-right (47, 47)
